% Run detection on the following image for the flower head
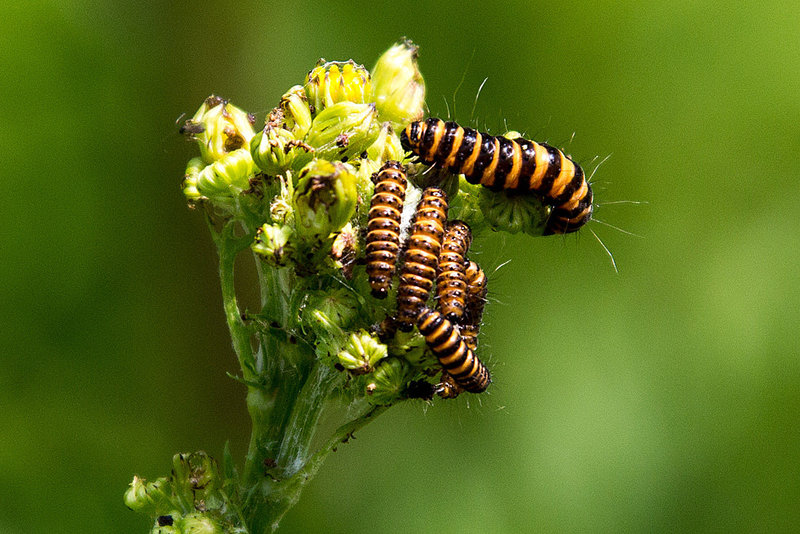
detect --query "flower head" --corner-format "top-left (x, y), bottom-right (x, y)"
top-left (305, 60), bottom-right (372, 112)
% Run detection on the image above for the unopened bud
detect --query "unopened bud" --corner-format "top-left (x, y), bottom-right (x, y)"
top-left (193, 148), bottom-right (256, 201)
top-left (251, 126), bottom-right (313, 176)
top-left (305, 60), bottom-right (372, 112)
top-left (366, 357), bottom-right (411, 405)
top-left (293, 160), bottom-right (358, 239)
top-left (171, 452), bottom-right (219, 503)
top-left (124, 476), bottom-right (173, 514)
top-left (337, 331), bottom-right (387, 374)
top-left (304, 102), bottom-right (380, 164)
top-left (175, 512), bottom-right (222, 534)
top-left (181, 95), bottom-right (256, 164)
top-left (365, 122), bottom-right (405, 165)
top-left (371, 40), bottom-right (425, 129)
top-left (252, 223), bottom-right (295, 267)
top-left (279, 85), bottom-right (313, 137)
top-left (478, 187), bottom-right (548, 235)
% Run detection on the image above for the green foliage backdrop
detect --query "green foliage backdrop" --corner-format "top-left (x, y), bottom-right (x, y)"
top-left (3, 1), bottom-right (799, 531)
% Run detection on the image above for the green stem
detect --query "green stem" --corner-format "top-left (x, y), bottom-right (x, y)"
top-left (249, 403), bottom-right (390, 533)
top-left (211, 217), bottom-right (258, 380)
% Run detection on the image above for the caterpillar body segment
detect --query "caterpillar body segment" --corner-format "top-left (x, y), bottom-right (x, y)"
top-left (417, 307), bottom-right (491, 393)
top-left (395, 187), bottom-right (449, 331)
top-left (436, 220), bottom-right (472, 322)
top-left (462, 260), bottom-right (488, 351)
top-left (401, 118), bottom-right (593, 234)
top-left (365, 161), bottom-right (408, 298)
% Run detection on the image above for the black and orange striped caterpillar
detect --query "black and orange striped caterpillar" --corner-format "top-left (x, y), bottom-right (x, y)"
top-left (436, 220), bottom-right (472, 322)
top-left (401, 118), bottom-right (593, 235)
top-left (395, 186), bottom-right (449, 331)
top-left (417, 307), bottom-right (491, 393)
top-left (461, 260), bottom-right (487, 352)
top-left (365, 161), bottom-right (408, 299)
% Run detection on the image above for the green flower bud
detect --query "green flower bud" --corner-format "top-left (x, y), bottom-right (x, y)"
top-left (366, 357), bottom-right (411, 405)
top-left (305, 60), bottom-right (372, 112)
top-left (176, 512), bottom-right (222, 534)
top-left (337, 331), bottom-right (387, 374)
top-left (194, 148), bottom-right (256, 201)
top-left (181, 95), bottom-right (256, 164)
top-left (478, 187), bottom-right (549, 235)
top-left (365, 122), bottom-right (405, 165)
top-left (371, 40), bottom-right (425, 129)
top-left (279, 85), bottom-right (313, 138)
top-left (124, 475), bottom-right (151, 512)
top-left (171, 452), bottom-right (219, 503)
top-left (293, 160), bottom-right (358, 240)
top-left (124, 476), bottom-right (174, 514)
top-left (303, 102), bottom-right (380, 164)
top-left (251, 126), bottom-right (313, 176)
top-left (252, 223), bottom-right (295, 267)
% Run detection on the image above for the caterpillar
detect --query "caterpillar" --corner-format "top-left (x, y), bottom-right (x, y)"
top-left (417, 307), bottom-right (491, 393)
top-left (365, 161), bottom-right (408, 298)
top-left (400, 118), bottom-right (593, 234)
top-left (395, 187), bottom-right (449, 331)
top-left (436, 220), bottom-right (472, 322)
top-left (462, 260), bottom-right (488, 351)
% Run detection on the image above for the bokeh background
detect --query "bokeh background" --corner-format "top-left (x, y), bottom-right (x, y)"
top-left (3, 1), bottom-right (799, 532)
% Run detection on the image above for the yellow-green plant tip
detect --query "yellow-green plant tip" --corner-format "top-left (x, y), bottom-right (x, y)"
top-left (279, 85), bottom-right (313, 137)
top-left (478, 187), bottom-right (549, 235)
top-left (251, 126), bottom-right (312, 176)
top-left (338, 331), bottom-right (387, 374)
top-left (303, 102), bottom-right (380, 164)
top-left (195, 148), bottom-right (255, 200)
top-left (305, 60), bottom-right (372, 112)
top-left (183, 95), bottom-right (256, 164)
top-left (252, 223), bottom-right (295, 267)
top-left (371, 40), bottom-right (425, 129)
top-left (366, 357), bottom-right (410, 405)
top-left (293, 159), bottom-right (358, 239)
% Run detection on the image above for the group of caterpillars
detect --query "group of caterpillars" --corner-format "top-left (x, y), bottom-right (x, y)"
top-left (363, 118), bottom-right (593, 398)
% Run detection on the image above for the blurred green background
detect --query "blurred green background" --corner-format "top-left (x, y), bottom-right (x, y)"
top-left (3, 1), bottom-right (799, 532)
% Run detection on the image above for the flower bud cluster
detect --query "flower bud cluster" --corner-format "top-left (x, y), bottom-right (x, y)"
top-left (175, 40), bottom-right (546, 410)
top-left (125, 452), bottom-right (230, 532)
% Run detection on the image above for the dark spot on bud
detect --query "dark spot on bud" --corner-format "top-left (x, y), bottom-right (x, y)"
top-left (263, 458), bottom-right (277, 468)
top-left (179, 120), bottom-right (205, 135)
top-left (204, 95), bottom-right (227, 108)
top-left (157, 515), bottom-right (174, 527)
top-left (334, 363), bottom-right (345, 372)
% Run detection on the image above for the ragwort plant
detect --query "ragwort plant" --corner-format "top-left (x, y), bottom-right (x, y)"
top-left (125, 40), bottom-right (563, 533)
